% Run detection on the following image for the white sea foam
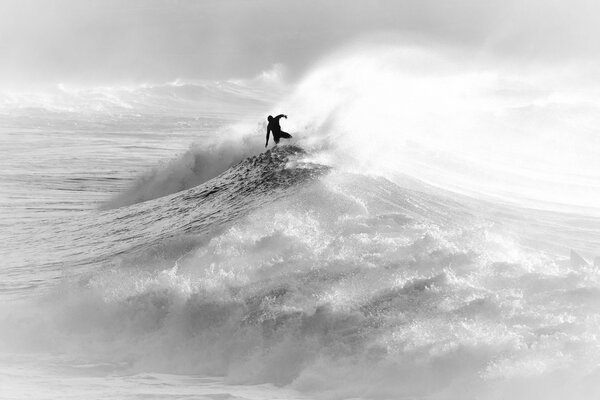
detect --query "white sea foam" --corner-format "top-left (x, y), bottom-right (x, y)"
top-left (2, 43), bottom-right (599, 400)
top-left (3, 167), bottom-right (600, 399)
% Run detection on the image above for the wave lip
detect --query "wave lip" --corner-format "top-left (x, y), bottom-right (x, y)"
top-left (103, 143), bottom-right (326, 210)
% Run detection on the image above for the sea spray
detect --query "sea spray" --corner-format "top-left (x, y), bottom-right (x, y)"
top-left (2, 41), bottom-right (600, 400)
top-left (284, 43), bottom-right (600, 214)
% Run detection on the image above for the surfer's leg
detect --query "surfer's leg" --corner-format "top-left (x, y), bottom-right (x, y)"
top-left (279, 131), bottom-right (292, 139)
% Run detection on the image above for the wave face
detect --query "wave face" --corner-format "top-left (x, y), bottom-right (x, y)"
top-left (3, 142), bottom-right (600, 400)
top-left (0, 145), bottom-right (326, 294)
top-left (101, 135), bottom-right (268, 209)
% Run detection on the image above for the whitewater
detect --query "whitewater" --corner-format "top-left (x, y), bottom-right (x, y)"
top-left (1, 45), bottom-right (600, 400)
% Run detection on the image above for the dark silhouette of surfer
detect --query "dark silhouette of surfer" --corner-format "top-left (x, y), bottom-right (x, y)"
top-left (266, 114), bottom-right (292, 147)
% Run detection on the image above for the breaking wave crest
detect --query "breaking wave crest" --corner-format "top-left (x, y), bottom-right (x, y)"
top-left (281, 43), bottom-right (600, 214)
top-left (102, 133), bottom-right (266, 209)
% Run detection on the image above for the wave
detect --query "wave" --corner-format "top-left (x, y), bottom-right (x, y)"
top-left (3, 43), bottom-right (600, 399)
top-left (101, 133), bottom-right (266, 209)
top-left (6, 145), bottom-right (328, 282)
top-left (105, 43), bottom-right (598, 212)
top-left (3, 144), bottom-right (600, 399)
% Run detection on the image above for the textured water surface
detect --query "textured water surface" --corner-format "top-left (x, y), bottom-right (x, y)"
top-left (1, 73), bottom-right (600, 400)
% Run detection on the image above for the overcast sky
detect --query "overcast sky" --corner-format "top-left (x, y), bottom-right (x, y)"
top-left (1, 0), bottom-right (599, 88)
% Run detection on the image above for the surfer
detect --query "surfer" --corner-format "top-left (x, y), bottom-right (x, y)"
top-left (265, 114), bottom-right (292, 147)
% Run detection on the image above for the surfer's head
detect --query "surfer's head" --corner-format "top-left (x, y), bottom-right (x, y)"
top-left (267, 115), bottom-right (273, 122)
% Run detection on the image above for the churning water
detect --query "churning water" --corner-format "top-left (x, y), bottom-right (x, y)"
top-left (1, 45), bottom-right (599, 400)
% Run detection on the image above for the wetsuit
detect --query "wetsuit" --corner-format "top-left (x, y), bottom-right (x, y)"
top-left (266, 114), bottom-right (292, 147)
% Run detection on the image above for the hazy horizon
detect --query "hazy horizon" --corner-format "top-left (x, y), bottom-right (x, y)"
top-left (2, 0), bottom-right (600, 89)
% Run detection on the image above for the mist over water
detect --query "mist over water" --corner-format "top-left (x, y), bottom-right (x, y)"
top-left (281, 43), bottom-right (600, 214)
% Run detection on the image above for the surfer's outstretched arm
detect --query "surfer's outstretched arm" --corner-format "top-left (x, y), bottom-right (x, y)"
top-left (275, 114), bottom-right (287, 120)
top-left (265, 127), bottom-right (271, 147)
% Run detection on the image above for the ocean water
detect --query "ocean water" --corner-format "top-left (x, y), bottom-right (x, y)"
top-left (2, 45), bottom-right (600, 400)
